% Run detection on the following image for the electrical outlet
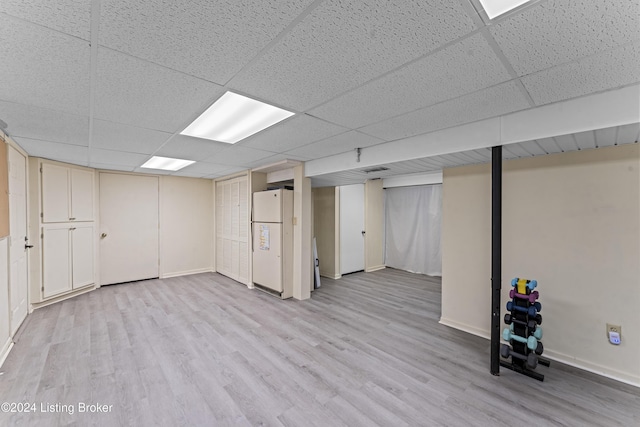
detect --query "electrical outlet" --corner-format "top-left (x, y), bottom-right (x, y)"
top-left (607, 324), bottom-right (622, 343)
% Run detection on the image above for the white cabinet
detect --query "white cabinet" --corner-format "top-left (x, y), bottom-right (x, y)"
top-left (216, 176), bottom-right (249, 285)
top-left (34, 159), bottom-right (96, 303)
top-left (42, 223), bottom-right (94, 298)
top-left (41, 163), bottom-right (94, 222)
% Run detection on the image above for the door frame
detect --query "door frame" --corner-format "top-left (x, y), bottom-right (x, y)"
top-left (7, 142), bottom-right (30, 336)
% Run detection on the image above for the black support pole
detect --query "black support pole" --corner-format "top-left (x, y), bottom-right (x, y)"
top-left (490, 146), bottom-right (502, 376)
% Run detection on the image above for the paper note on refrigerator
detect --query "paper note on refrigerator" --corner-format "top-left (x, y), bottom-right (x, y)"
top-left (259, 225), bottom-right (270, 250)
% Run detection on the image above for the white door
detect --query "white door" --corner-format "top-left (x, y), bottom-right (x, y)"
top-left (8, 146), bottom-right (28, 335)
top-left (339, 184), bottom-right (365, 275)
top-left (99, 173), bottom-right (159, 285)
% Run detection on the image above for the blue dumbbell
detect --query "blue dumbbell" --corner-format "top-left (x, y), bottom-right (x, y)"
top-left (507, 301), bottom-right (537, 317)
top-left (503, 328), bottom-right (539, 351)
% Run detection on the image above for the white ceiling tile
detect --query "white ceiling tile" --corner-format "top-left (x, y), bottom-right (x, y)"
top-left (204, 146), bottom-right (275, 167)
top-left (203, 167), bottom-right (246, 179)
top-left (155, 135), bottom-right (230, 161)
top-left (309, 33), bottom-right (512, 128)
top-left (229, 0), bottom-right (476, 110)
top-left (594, 127), bottom-right (618, 148)
top-left (0, 101), bottom-right (89, 146)
top-left (88, 162), bottom-right (135, 172)
top-left (241, 114), bottom-right (348, 152)
top-left (0, 18), bottom-right (90, 116)
top-left (99, 0), bottom-right (315, 84)
top-left (172, 162), bottom-right (231, 176)
top-left (573, 130), bottom-right (597, 150)
top-left (14, 138), bottom-right (89, 165)
top-left (616, 123), bottom-right (640, 145)
top-left (285, 131), bottom-right (384, 159)
top-left (89, 148), bottom-right (150, 167)
top-left (243, 154), bottom-right (307, 170)
top-left (490, 0), bottom-right (640, 76)
top-left (361, 81), bottom-right (529, 141)
top-left (91, 120), bottom-right (172, 154)
top-left (0, 1), bottom-right (91, 40)
top-left (522, 42), bottom-right (640, 106)
top-left (94, 48), bottom-right (225, 132)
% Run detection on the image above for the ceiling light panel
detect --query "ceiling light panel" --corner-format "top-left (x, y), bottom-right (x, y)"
top-left (180, 92), bottom-right (294, 144)
top-left (478, 0), bottom-right (530, 19)
top-left (141, 156), bottom-right (195, 171)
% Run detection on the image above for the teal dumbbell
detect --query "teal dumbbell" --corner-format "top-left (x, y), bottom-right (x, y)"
top-left (508, 323), bottom-right (542, 340)
top-left (503, 328), bottom-right (539, 351)
top-left (532, 326), bottom-right (543, 340)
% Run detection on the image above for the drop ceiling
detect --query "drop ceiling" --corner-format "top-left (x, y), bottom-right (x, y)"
top-left (0, 0), bottom-right (638, 185)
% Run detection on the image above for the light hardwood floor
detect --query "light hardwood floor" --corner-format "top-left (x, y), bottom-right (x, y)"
top-left (1, 269), bottom-right (638, 426)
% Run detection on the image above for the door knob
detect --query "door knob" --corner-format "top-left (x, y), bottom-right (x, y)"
top-left (101, 233), bottom-right (107, 238)
top-left (25, 244), bottom-right (34, 249)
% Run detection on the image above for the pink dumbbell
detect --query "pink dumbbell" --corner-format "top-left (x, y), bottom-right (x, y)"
top-left (509, 289), bottom-right (539, 303)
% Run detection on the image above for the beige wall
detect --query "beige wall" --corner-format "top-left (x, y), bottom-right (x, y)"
top-left (159, 176), bottom-right (214, 278)
top-left (441, 144), bottom-right (640, 386)
top-left (365, 179), bottom-right (385, 272)
top-left (0, 238), bottom-right (10, 366)
top-left (313, 187), bottom-right (340, 278)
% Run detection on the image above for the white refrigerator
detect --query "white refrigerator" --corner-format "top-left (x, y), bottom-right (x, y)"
top-left (252, 189), bottom-right (294, 299)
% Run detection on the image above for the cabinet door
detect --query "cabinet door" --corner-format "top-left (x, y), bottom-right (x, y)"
top-left (70, 169), bottom-right (94, 221)
top-left (72, 224), bottom-right (94, 288)
top-left (42, 225), bottom-right (72, 298)
top-left (42, 164), bottom-right (70, 223)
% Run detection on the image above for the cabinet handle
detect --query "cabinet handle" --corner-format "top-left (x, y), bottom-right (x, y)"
top-left (69, 217), bottom-right (76, 221)
top-left (101, 233), bottom-right (107, 238)
top-left (70, 227), bottom-right (76, 231)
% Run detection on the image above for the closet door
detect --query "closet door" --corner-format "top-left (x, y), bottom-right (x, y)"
top-left (215, 175), bottom-right (249, 285)
top-left (41, 163), bottom-right (70, 223)
top-left (70, 169), bottom-right (94, 221)
top-left (72, 223), bottom-right (94, 288)
top-left (42, 225), bottom-right (72, 298)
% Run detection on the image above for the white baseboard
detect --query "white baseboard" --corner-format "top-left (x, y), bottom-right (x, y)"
top-left (320, 271), bottom-right (341, 280)
top-left (541, 349), bottom-right (640, 388)
top-left (160, 268), bottom-right (213, 279)
top-left (365, 265), bottom-right (386, 273)
top-left (439, 317), bottom-right (490, 340)
top-left (0, 338), bottom-right (13, 368)
top-left (438, 317), bottom-right (639, 388)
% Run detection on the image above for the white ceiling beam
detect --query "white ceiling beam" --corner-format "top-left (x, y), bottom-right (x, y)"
top-left (305, 84), bottom-right (640, 177)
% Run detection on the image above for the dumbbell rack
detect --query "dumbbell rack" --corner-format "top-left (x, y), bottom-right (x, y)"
top-left (500, 277), bottom-right (551, 381)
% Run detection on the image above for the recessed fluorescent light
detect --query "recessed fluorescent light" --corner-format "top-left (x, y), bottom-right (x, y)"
top-left (180, 91), bottom-right (294, 144)
top-left (140, 156), bottom-right (195, 171)
top-left (478, 0), bottom-right (530, 19)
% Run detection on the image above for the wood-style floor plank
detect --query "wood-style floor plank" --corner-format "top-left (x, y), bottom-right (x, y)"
top-left (1, 269), bottom-right (638, 426)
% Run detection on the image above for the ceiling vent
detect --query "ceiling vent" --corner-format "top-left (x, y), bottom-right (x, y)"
top-left (361, 166), bottom-right (389, 173)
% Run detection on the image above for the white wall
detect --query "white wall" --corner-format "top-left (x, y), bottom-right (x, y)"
top-left (441, 144), bottom-right (640, 386)
top-left (160, 176), bottom-right (214, 278)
